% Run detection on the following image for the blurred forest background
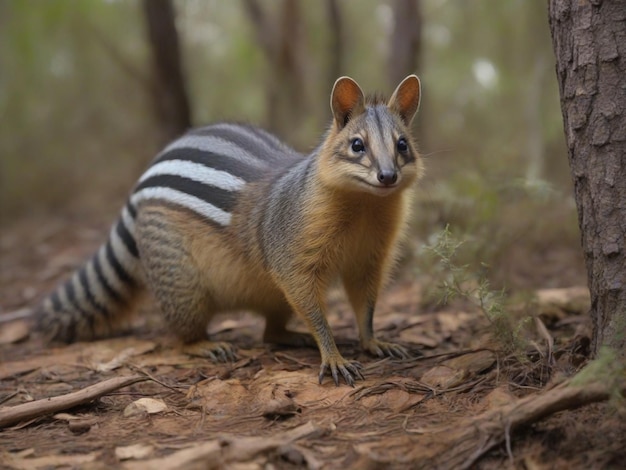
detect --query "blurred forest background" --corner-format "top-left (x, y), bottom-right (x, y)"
top-left (0, 0), bottom-right (584, 292)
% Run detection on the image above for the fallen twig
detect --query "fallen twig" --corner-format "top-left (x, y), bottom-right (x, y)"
top-left (0, 375), bottom-right (149, 428)
top-left (0, 308), bottom-right (33, 323)
top-left (123, 420), bottom-right (325, 469)
top-left (412, 378), bottom-right (626, 469)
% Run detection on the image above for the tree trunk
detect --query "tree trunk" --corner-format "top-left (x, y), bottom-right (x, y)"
top-left (326, 0), bottom-right (344, 89)
top-left (548, 0), bottom-right (626, 356)
top-left (389, 0), bottom-right (423, 146)
top-left (142, 0), bottom-right (191, 143)
top-left (388, 0), bottom-right (422, 88)
top-left (243, 0), bottom-right (309, 145)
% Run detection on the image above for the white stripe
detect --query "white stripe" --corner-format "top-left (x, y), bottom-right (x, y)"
top-left (71, 272), bottom-right (88, 310)
top-left (97, 246), bottom-right (130, 295)
top-left (121, 205), bottom-right (135, 235)
top-left (160, 135), bottom-right (266, 168)
top-left (86, 260), bottom-right (109, 308)
top-left (58, 282), bottom-right (70, 309)
top-left (138, 160), bottom-right (246, 192)
top-left (209, 123), bottom-right (291, 154)
top-left (131, 187), bottom-right (231, 226)
top-left (109, 227), bottom-right (137, 277)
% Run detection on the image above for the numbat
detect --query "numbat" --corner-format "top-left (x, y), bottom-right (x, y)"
top-left (36, 75), bottom-right (423, 386)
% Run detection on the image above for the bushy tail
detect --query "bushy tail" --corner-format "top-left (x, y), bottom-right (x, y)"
top-left (36, 203), bottom-right (144, 342)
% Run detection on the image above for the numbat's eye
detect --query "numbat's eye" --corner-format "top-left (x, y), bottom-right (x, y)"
top-left (397, 137), bottom-right (408, 153)
top-left (351, 138), bottom-right (365, 153)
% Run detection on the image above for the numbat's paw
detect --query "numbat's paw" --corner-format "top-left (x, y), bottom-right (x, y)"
top-left (183, 340), bottom-right (238, 362)
top-left (364, 339), bottom-right (411, 360)
top-left (318, 355), bottom-right (364, 387)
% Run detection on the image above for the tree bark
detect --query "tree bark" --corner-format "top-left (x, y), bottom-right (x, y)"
top-left (548, 0), bottom-right (626, 356)
top-left (142, 0), bottom-right (191, 143)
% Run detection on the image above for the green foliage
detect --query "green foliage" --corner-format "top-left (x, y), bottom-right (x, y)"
top-left (413, 167), bottom-right (581, 291)
top-left (419, 225), bottom-right (531, 354)
top-left (571, 347), bottom-right (625, 405)
top-left (571, 347), bottom-right (622, 386)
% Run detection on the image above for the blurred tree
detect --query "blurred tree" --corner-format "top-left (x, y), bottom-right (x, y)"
top-left (143, 0), bottom-right (191, 143)
top-left (549, 0), bottom-right (626, 357)
top-left (326, 0), bottom-right (344, 89)
top-left (389, 0), bottom-right (422, 87)
top-left (242, 0), bottom-right (310, 143)
top-left (388, 0), bottom-right (422, 143)
top-left (522, 1), bottom-right (552, 181)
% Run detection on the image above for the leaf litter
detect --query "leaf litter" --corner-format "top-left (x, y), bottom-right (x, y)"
top-left (1, 215), bottom-right (625, 469)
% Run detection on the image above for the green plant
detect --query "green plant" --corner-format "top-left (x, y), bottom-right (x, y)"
top-left (418, 225), bottom-right (531, 354)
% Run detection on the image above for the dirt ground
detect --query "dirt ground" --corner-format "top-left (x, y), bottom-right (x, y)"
top-left (1, 213), bottom-right (625, 469)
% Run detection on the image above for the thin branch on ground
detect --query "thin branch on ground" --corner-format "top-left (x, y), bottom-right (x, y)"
top-left (413, 378), bottom-right (625, 468)
top-left (0, 375), bottom-right (150, 428)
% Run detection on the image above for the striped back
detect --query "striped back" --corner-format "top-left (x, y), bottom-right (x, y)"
top-left (38, 123), bottom-right (301, 341)
top-left (131, 123), bottom-right (300, 226)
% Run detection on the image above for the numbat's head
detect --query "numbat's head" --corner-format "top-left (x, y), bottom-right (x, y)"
top-left (318, 74), bottom-right (423, 196)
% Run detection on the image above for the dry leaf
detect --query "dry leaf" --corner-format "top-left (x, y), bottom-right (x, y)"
top-left (420, 365), bottom-right (463, 389)
top-left (115, 444), bottom-right (154, 461)
top-left (123, 398), bottom-right (168, 417)
top-left (262, 396), bottom-right (301, 419)
top-left (535, 287), bottom-right (590, 314)
top-left (421, 351), bottom-right (495, 389)
top-left (2, 451), bottom-right (97, 469)
top-left (0, 320), bottom-right (30, 344)
top-left (442, 350), bottom-right (495, 375)
top-left (483, 386), bottom-right (516, 408)
top-left (53, 412), bottom-right (82, 421)
top-left (91, 341), bottom-right (157, 372)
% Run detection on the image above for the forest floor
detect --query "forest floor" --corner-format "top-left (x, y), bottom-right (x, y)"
top-left (1, 212), bottom-right (625, 469)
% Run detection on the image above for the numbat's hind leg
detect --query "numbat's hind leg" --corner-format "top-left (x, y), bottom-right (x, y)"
top-left (263, 309), bottom-right (317, 348)
top-left (135, 204), bottom-right (238, 361)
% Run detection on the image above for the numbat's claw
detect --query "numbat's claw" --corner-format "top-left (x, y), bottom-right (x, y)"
top-left (319, 358), bottom-right (363, 387)
top-left (183, 341), bottom-right (238, 363)
top-left (365, 339), bottom-right (411, 360)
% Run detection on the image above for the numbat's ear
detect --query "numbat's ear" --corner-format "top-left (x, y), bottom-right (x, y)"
top-left (331, 76), bottom-right (366, 129)
top-left (388, 75), bottom-right (421, 126)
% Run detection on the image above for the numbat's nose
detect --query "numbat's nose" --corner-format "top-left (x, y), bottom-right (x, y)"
top-left (377, 170), bottom-right (398, 186)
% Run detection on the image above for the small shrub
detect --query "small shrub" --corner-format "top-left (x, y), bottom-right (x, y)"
top-left (417, 225), bottom-right (531, 355)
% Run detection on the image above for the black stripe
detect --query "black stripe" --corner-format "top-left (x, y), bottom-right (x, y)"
top-left (93, 253), bottom-right (124, 304)
top-left (78, 267), bottom-right (109, 317)
top-left (116, 220), bottom-right (139, 258)
top-left (153, 148), bottom-right (260, 182)
top-left (372, 106), bottom-right (385, 136)
top-left (399, 152), bottom-right (416, 165)
top-left (50, 290), bottom-right (63, 311)
top-left (336, 151), bottom-right (367, 166)
top-left (65, 277), bottom-right (95, 337)
top-left (193, 125), bottom-right (294, 162)
top-left (105, 241), bottom-right (136, 287)
top-left (133, 174), bottom-right (237, 213)
top-left (65, 316), bottom-right (77, 343)
top-left (65, 278), bottom-right (90, 318)
top-left (126, 202), bottom-right (137, 219)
